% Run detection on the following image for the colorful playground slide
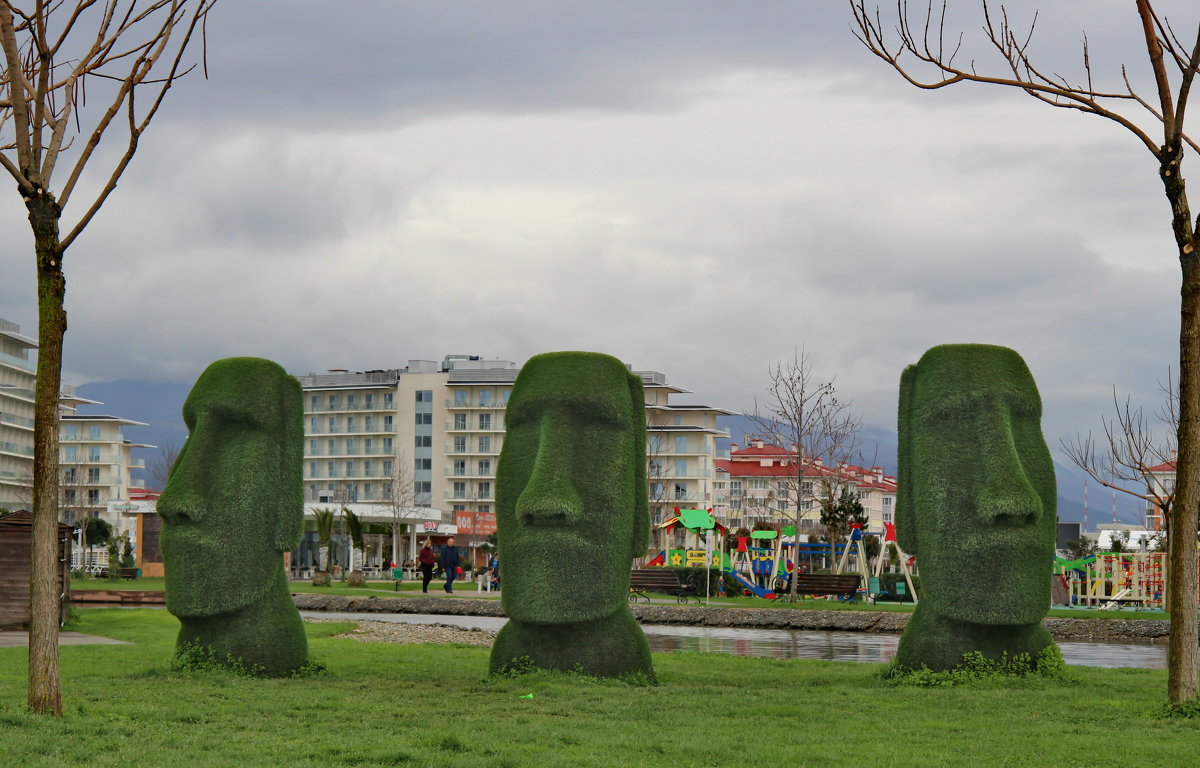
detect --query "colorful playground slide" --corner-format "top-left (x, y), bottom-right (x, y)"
top-left (723, 568), bottom-right (777, 600)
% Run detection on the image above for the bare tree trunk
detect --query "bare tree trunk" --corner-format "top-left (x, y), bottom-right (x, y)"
top-left (28, 195), bottom-right (65, 715)
top-left (1172, 232), bottom-right (1200, 704)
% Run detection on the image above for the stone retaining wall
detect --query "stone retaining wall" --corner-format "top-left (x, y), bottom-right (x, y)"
top-left (291, 594), bottom-right (1171, 643)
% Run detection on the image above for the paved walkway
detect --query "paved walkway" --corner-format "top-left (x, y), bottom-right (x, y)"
top-left (0, 631), bottom-right (131, 648)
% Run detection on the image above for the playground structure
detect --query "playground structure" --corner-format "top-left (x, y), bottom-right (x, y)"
top-left (648, 509), bottom-right (919, 602)
top-left (1055, 552), bottom-right (1168, 609)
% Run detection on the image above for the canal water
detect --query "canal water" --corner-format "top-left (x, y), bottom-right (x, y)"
top-left (299, 611), bottom-right (1167, 670)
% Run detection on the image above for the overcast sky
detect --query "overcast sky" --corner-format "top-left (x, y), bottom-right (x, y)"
top-left (1, 0), bottom-right (1194, 457)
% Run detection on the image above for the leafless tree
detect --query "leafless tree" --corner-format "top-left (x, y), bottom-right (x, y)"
top-left (146, 441), bottom-right (180, 492)
top-left (1, 0), bottom-right (216, 715)
top-left (851, 0), bottom-right (1199, 704)
top-left (380, 451), bottom-right (417, 567)
top-left (749, 348), bottom-right (862, 600)
top-left (1062, 374), bottom-right (1178, 535)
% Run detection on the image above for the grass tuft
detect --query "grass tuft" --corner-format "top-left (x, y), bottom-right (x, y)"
top-left (883, 644), bottom-right (1072, 687)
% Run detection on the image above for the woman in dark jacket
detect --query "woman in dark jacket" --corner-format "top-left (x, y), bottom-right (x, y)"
top-left (418, 540), bottom-right (436, 594)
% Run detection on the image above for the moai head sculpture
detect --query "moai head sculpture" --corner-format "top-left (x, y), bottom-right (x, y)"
top-left (893, 344), bottom-right (1058, 671)
top-left (158, 357), bottom-right (308, 675)
top-left (489, 351), bottom-right (654, 680)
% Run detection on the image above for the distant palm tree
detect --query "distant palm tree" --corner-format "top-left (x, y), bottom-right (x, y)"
top-left (313, 507), bottom-right (335, 572)
top-left (343, 507), bottom-right (366, 586)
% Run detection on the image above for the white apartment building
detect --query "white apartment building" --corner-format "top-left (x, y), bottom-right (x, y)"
top-left (59, 413), bottom-right (152, 527)
top-left (0, 318), bottom-right (36, 510)
top-left (714, 439), bottom-right (897, 534)
top-left (0, 317), bottom-right (152, 546)
top-left (294, 355), bottom-right (730, 564)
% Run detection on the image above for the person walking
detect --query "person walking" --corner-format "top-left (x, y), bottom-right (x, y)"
top-left (418, 540), bottom-right (436, 594)
top-left (440, 536), bottom-right (461, 594)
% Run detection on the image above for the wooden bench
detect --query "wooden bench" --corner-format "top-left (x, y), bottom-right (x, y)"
top-left (781, 573), bottom-right (862, 602)
top-left (628, 568), bottom-right (700, 605)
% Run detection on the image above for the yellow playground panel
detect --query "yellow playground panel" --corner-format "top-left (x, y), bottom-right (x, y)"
top-left (1057, 552), bottom-right (1166, 609)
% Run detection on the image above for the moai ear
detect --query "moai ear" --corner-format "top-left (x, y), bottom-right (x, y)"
top-left (895, 364), bottom-right (918, 557)
top-left (628, 370), bottom-right (650, 560)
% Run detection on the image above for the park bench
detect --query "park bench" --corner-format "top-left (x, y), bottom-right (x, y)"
top-left (628, 568), bottom-right (700, 605)
top-left (781, 573), bottom-right (862, 603)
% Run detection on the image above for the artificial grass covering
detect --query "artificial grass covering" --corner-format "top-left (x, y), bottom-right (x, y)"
top-left (896, 345), bottom-right (1057, 671)
top-left (157, 357), bottom-right (308, 676)
top-left (492, 352), bottom-right (653, 679)
top-left (1, 609), bottom-right (1197, 768)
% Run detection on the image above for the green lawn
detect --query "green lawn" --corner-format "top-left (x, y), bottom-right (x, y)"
top-left (0, 609), bottom-right (1194, 767)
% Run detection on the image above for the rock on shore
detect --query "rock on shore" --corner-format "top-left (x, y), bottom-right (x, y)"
top-left (292, 593), bottom-right (1170, 643)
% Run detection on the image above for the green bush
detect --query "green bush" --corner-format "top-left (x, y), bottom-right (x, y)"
top-left (158, 357), bottom-right (309, 676)
top-left (490, 351), bottom-right (654, 680)
top-left (894, 344), bottom-right (1058, 671)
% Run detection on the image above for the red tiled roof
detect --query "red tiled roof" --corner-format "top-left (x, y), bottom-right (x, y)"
top-left (1147, 461), bottom-right (1176, 473)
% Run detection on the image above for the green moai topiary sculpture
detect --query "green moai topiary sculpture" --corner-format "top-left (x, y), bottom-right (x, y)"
top-left (158, 357), bottom-right (308, 676)
top-left (489, 351), bottom-right (655, 680)
top-left (893, 344), bottom-right (1059, 672)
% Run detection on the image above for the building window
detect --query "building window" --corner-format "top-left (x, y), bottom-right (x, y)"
top-left (479, 413), bottom-right (492, 430)
top-left (478, 459), bottom-right (491, 476)
top-left (63, 468), bottom-right (76, 483)
top-left (383, 438), bottom-right (393, 452)
top-left (328, 416), bottom-right (336, 432)
top-left (365, 394), bottom-right (374, 408)
top-left (648, 435), bottom-right (663, 454)
top-left (309, 439), bottom-right (318, 455)
top-left (89, 425), bottom-right (101, 440)
top-left (364, 438), bottom-right (373, 453)
top-left (311, 417), bottom-right (319, 433)
top-left (347, 394), bottom-right (357, 408)
top-left (327, 461), bottom-right (336, 478)
top-left (801, 481), bottom-right (814, 493)
top-left (479, 391), bottom-right (492, 405)
top-left (364, 461), bottom-right (373, 476)
top-left (88, 447), bottom-right (101, 462)
top-left (363, 483), bottom-right (373, 499)
top-left (675, 436), bottom-right (688, 453)
top-left (674, 459), bottom-right (688, 476)
top-left (384, 415), bottom-right (393, 430)
top-left (345, 461), bottom-right (355, 476)
top-left (87, 468), bottom-right (101, 483)
top-left (347, 416), bottom-right (356, 432)
top-left (346, 438), bottom-right (355, 454)
top-left (673, 415), bottom-right (682, 426)
top-left (883, 497), bottom-right (893, 507)
top-left (453, 481), bottom-right (467, 499)
top-left (328, 439), bottom-right (335, 455)
top-left (63, 489), bottom-right (76, 505)
top-left (749, 479), bottom-right (768, 490)
top-left (385, 392), bottom-right (394, 406)
top-left (454, 436), bottom-right (467, 453)
top-left (64, 445), bottom-right (77, 463)
top-left (454, 390), bottom-right (468, 404)
top-left (479, 436), bottom-right (492, 453)
top-left (64, 424), bottom-right (78, 440)
top-left (415, 480), bottom-right (431, 493)
top-left (311, 395), bottom-right (319, 410)
top-left (502, 389), bottom-right (512, 404)
top-left (883, 510), bottom-right (893, 523)
top-left (415, 458), bottom-right (431, 470)
top-left (87, 489), bottom-right (100, 505)
top-left (383, 460), bottom-right (393, 476)
top-left (415, 436), bottom-right (432, 447)
top-left (416, 413), bottom-right (432, 425)
top-left (801, 499), bottom-right (814, 511)
top-left (416, 390), bottom-right (432, 403)
top-left (478, 481), bottom-right (491, 498)
top-left (454, 413), bottom-right (467, 430)
top-left (454, 459), bottom-right (467, 476)
top-left (365, 415), bottom-right (374, 431)
top-left (650, 482), bottom-right (664, 499)
top-left (674, 483), bottom-right (687, 500)
top-left (309, 461), bottom-right (317, 477)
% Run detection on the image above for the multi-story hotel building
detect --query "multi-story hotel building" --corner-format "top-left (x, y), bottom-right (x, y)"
top-left (0, 318), bottom-right (37, 510)
top-left (0, 318), bottom-right (152, 555)
top-left (294, 355), bottom-right (730, 566)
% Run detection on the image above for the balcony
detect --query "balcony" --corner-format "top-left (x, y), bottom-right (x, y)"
top-left (304, 401), bottom-right (394, 414)
top-left (0, 410), bottom-right (34, 429)
top-left (444, 398), bottom-right (501, 410)
top-left (0, 440), bottom-right (34, 457)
